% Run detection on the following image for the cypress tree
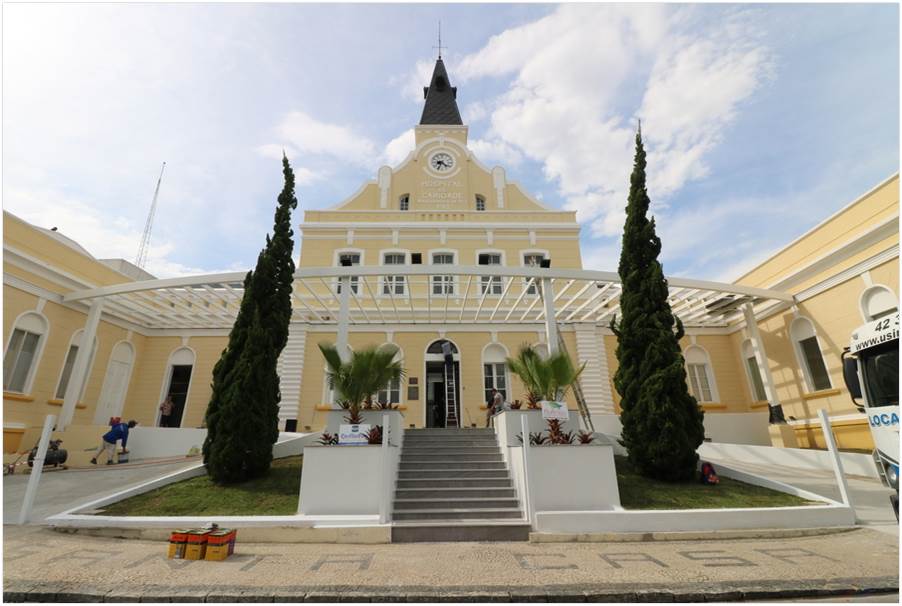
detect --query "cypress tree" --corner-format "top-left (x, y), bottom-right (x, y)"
top-left (610, 125), bottom-right (705, 481)
top-left (203, 154), bottom-right (298, 483)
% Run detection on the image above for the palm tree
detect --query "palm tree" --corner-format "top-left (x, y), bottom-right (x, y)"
top-left (506, 344), bottom-right (585, 403)
top-left (318, 343), bottom-right (405, 422)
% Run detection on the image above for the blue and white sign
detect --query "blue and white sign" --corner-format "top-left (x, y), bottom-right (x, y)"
top-left (338, 424), bottom-right (370, 445)
top-left (540, 400), bottom-right (569, 421)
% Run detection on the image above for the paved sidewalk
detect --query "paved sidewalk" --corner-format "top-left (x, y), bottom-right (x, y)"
top-left (4, 525), bottom-right (898, 601)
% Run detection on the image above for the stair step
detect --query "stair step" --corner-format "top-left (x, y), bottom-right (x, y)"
top-left (399, 462), bottom-right (507, 470)
top-left (400, 454), bottom-right (503, 462)
top-left (394, 498), bottom-right (520, 510)
top-left (406, 429), bottom-right (495, 435)
top-left (403, 438), bottom-right (499, 445)
top-left (401, 447), bottom-right (500, 455)
top-left (392, 508), bottom-right (524, 521)
top-left (396, 488), bottom-right (516, 499)
top-left (391, 522), bottom-right (531, 543)
top-left (396, 478), bottom-right (513, 488)
top-left (397, 469), bottom-right (509, 478)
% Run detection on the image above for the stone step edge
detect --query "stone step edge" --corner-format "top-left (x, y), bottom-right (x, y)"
top-left (391, 519), bottom-right (531, 527)
top-left (529, 525), bottom-right (862, 543)
top-left (391, 507), bottom-right (524, 514)
top-left (396, 487), bottom-right (515, 494)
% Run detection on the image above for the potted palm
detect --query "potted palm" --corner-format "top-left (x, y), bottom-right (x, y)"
top-left (497, 345), bottom-right (584, 445)
top-left (298, 343), bottom-right (406, 517)
top-left (318, 343), bottom-right (406, 437)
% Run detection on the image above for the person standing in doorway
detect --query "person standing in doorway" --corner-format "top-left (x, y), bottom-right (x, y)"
top-left (91, 420), bottom-right (137, 465)
top-left (159, 396), bottom-right (174, 427)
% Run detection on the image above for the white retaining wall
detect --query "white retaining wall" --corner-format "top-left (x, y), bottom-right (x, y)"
top-left (126, 428), bottom-right (314, 461)
top-left (298, 445), bottom-right (395, 516)
top-left (591, 412), bottom-right (771, 446)
top-left (698, 441), bottom-right (880, 479)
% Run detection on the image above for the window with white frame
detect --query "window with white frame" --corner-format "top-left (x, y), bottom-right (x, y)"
top-left (791, 317), bottom-right (832, 392)
top-left (54, 331), bottom-right (97, 400)
top-left (684, 345), bottom-right (717, 403)
top-left (399, 194), bottom-right (410, 211)
top-left (431, 252), bottom-right (455, 295)
top-left (3, 313), bottom-right (47, 393)
top-left (742, 339), bottom-right (768, 402)
top-left (478, 252), bottom-right (503, 295)
top-left (337, 252), bottom-right (361, 294)
top-left (860, 285), bottom-right (898, 322)
top-left (375, 345), bottom-right (402, 405)
top-left (523, 252), bottom-right (546, 295)
top-left (483, 344), bottom-right (508, 403)
top-left (475, 195), bottom-right (486, 212)
top-left (382, 252), bottom-right (407, 295)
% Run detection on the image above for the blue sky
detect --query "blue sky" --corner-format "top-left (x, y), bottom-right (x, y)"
top-left (3, 3), bottom-right (898, 281)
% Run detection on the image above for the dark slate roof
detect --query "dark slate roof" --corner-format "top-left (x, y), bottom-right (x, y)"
top-left (419, 58), bottom-right (463, 126)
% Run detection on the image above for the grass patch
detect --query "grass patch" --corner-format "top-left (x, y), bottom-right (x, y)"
top-left (615, 456), bottom-right (817, 510)
top-left (98, 456), bottom-right (302, 516)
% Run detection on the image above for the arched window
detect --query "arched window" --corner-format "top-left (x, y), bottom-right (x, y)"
top-left (684, 345), bottom-right (718, 403)
top-left (3, 312), bottom-right (48, 394)
top-left (477, 250), bottom-right (504, 295)
top-left (791, 317), bottom-right (832, 392)
top-left (54, 329), bottom-right (98, 400)
top-left (483, 343), bottom-right (509, 403)
top-left (426, 339), bottom-right (458, 355)
top-left (860, 285), bottom-right (898, 322)
top-left (742, 339), bottom-right (768, 402)
top-left (475, 195), bottom-right (486, 212)
top-left (94, 341), bottom-right (135, 424)
top-left (399, 194), bottom-right (410, 211)
top-left (375, 344), bottom-right (403, 405)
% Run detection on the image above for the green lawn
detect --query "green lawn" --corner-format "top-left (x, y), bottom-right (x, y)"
top-left (98, 456), bottom-right (302, 516)
top-left (615, 456), bottom-right (816, 509)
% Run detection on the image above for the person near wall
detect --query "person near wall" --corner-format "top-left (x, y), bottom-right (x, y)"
top-left (159, 396), bottom-right (174, 427)
top-left (485, 388), bottom-right (503, 428)
top-left (91, 419), bottom-right (137, 465)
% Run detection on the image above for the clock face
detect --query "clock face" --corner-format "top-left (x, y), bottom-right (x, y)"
top-left (430, 152), bottom-right (455, 173)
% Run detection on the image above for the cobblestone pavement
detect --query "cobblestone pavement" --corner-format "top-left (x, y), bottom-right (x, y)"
top-left (3, 525), bottom-right (898, 601)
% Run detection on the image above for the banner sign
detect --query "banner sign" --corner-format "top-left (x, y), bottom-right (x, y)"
top-left (540, 401), bottom-right (569, 421)
top-left (338, 424), bottom-right (370, 446)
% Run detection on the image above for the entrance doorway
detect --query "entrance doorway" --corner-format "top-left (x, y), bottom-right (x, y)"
top-left (163, 365), bottom-right (192, 427)
top-left (425, 339), bottom-right (461, 428)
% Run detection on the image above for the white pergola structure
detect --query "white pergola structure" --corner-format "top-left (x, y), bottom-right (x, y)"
top-left (57, 265), bottom-right (795, 428)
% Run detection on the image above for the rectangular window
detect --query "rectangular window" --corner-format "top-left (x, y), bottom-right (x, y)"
top-left (687, 363), bottom-right (713, 402)
top-left (382, 253), bottom-right (406, 296)
top-left (55, 345), bottom-right (80, 399)
top-left (799, 336), bottom-right (831, 391)
top-left (3, 329), bottom-right (40, 393)
top-left (476, 195), bottom-right (486, 211)
top-left (377, 377), bottom-right (401, 405)
top-left (483, 363), bottom-right (508, 403)
top-left (478, 253), bottom-right (503, 295)
top-left (399, 195), bottom-right (409, 211)
top-left (523, 253), bottom-right (546, 295)
top-left (337, 253), bottom-right (360, 294)
top-left (432, 253), bottom-right (455, 295)
top-left (745, 356), bottom-right (768, 401)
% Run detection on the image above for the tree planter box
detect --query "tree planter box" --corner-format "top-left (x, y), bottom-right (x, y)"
top-left (526, 444), bottom-right (620, 512)
top-left (298, 445), bottom-right (396, 516)
top-left (494, 409), bottom-right (580, 446)
top-left (324, 409), bottom-right (404, 440)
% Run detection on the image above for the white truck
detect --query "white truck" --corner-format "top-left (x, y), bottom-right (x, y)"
top-left (842, 311), bottom-right (899, 518)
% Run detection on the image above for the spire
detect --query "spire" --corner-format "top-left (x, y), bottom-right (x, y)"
top-left (420, 57), bottom-right (463, 125)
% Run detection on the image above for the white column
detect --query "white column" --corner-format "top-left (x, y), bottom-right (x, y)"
top-left (542, 276), bottom-right (559, 354)
top-left (742, 303), bottom-right (781, 408)
top-left (818, 409), bottom-right (853, 508)
top-left (336, 274), bottom-right (351, 362)
top-left (18, 415), bottom-right (56, 525)
top-left (59, 300), bottom-right (104, 430)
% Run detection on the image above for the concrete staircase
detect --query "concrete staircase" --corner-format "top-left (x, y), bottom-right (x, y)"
top-left (391, 428), bottom-right (531, 542)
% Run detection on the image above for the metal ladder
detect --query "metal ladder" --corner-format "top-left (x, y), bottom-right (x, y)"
top-left (444, 361), bottom-right (459, 428)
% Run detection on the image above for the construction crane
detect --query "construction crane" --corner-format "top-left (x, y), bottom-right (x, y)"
top-left (135, 162), bottom-right (166, 269)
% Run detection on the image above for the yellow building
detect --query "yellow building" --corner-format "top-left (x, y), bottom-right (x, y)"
top-left (3, 58), bottom-right (898, 455)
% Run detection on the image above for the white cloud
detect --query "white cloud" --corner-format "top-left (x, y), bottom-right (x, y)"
top-left (469, 138), bottom-right (524, 168)
top-left (462, 101), bottom-right (488, 123)
top-left (273, 111), bottom-right (378, 167)
top-left (456, 4), bottom-right (772, 242)
top-left (382, 129), bottom-right (416, 166)
top-left (255, 144), bottom-right (325, 185)
top-left (393, 58), bottom-right (436, 103)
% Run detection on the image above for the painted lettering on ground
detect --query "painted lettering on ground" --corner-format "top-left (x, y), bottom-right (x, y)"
top-left (513, 553), bottom-right (577, 570)
top-left (677, 550), bottom-right (756, 567)
top-left (309, 553), bottom-right (374, 572)
top-left (45, 549), bottom-right (120, 567)
top-left (755, 547), bottom-right (839, 564)
top-left (599, 552), bottom-right (669, 569)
